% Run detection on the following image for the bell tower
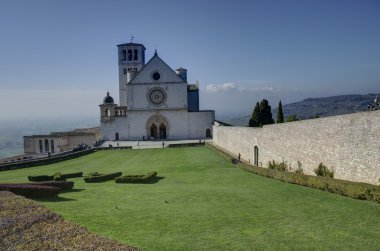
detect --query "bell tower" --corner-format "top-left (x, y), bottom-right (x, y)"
top-left (117, 41), bottom-right (146, 107)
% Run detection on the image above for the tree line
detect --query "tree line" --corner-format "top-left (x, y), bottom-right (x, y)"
top-left (248, 99), bottom-right (298, 127)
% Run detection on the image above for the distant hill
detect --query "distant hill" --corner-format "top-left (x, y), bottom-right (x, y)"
top-left (224, 93), bottom-right (379, 126)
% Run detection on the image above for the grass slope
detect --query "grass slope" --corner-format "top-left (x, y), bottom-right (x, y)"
top-left (1, 147), bottom-right (380, 250)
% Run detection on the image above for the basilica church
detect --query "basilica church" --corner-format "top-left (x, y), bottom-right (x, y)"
top-left (99, 41), bottom-right (215, 141)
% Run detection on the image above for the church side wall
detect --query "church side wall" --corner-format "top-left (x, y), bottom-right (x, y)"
top-left (101, 117), bottom-right (128, 141)
top-left (188, 111), bottom-right (215, 139)
top-left (213, 110), bottom-right (380, 185)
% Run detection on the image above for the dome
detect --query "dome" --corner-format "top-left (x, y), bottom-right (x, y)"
top-left (103, 91), bottom-right (114, 104)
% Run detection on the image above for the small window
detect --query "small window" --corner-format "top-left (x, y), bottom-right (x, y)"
top-left (123, 68), bottom-right (127, 75)
top-left (122, 50), bottom-right (126, 61)
top-left (128, 49), bottom-right (132, 60)
top-left (134, 49), bottom-right (138, 60)
top-left (152, 72), bottom-right (161, 81)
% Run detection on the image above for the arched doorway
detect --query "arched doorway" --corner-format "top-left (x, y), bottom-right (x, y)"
top-left (159, 123), bottom-right (166, 139)
top-left (150, 124), bottom-right (157, 139)
top-left (254, 146), bottom-right (259, 166)
top-left (146, 114), bottom-right (169, 140)
top-left (39, 140), bottom-right (43, 153)
top-left (206, 128), bottom-right (211, 138)
top-left (115, 132), bottom-right (119, 141)
top-left (44, 139), bottom-right (49, 153)
top-left (51, 140), bottom-right (55, 153)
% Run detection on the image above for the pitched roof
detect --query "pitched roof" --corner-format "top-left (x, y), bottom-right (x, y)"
top-left (129, 53), bottom-right (185, 84)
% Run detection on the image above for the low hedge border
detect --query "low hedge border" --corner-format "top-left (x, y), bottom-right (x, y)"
top-left (168, 142), bottom-right (205, 148)
top-left (0, 184), bottom-right (61, 198)
top-left (0, 149), bottom-right (96, 171)
top-left (84, 172), bottom-right (122, 183)
top-left (115, 172), bottom-right (158, 183)
top-left (207, 143), bottom-right (380, 203)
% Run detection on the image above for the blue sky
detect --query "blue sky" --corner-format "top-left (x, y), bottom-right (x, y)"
top-left (0, 0), bottom-right (379, 119)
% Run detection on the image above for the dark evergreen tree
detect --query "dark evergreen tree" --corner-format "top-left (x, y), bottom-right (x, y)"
top-left (249, 100), bottom-right (274, 127)
top-left (259, 99), bottom-right (275, 126)
top-left (276, 100), bottom-right (284, 123)
top-left (249, 102), bottom-right (261, 127)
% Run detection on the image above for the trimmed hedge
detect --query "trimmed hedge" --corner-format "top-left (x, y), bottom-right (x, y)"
top-left (115, 172), bottom-right (158, 183)
top-left (28, 175), bottom-right (54, 182)
top-left (28, 171), bottom-right (83, 182)
top-left (0, 184), bottom-right (60, 198)
top-left (84, 172), bottom-right (122, 183)
top-left (240, 164), bottom-right (380, 203)
top-left (28, 181), bottom-right (74, 190)
top-left (168, 142), bottom-right (205, 148)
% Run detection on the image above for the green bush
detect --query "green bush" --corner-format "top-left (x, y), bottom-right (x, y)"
top-left (84, 172), bottom-right (122, 183)
top-left (29, 181), bottom-right (74, 190)
top-left (0, 184), bottom-right (60, 198)
top-left (268, 160), bottom-right (288, 172)
top-left (240, 164), bottom-right (380, 203)
top-left (115, 172), bottom-right (157, 184)
top-left (314, 163), bottom-right (334, 178)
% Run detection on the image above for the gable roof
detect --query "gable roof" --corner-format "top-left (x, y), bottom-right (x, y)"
top-left (129, 53), bottom-right (185, 84)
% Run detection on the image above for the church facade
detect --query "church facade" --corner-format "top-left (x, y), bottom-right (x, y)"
top-left (100, 42), bottom-right (215, 141)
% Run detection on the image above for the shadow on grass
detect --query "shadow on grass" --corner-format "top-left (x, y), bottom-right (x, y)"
top-left (60, 188), bottom-right (86, 194)
top-left (35, 196), bottom-right (77, 202)
top-left (145, 176), bottom-right (165, 184)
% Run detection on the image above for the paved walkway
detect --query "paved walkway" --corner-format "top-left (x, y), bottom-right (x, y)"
top-left (100, 139), bottom-right (212, 149)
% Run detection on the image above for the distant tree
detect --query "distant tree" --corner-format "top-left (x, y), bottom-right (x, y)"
top-left (259, 99), bottom-right (275, 126)
top-left (249, 102), bottom-right (260, 127)
top-left (248, 100), bottom-right (274, 127)
top-left (286, 114), bottom-right (299, 122)
top-left (276, 100), bottom-right (284, 123)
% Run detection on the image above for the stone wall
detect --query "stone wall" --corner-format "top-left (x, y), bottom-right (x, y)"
top-left (213, 110), bottom-right (380, 185)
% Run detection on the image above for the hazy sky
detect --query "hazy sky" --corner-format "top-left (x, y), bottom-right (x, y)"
top-left (0, 0), bottom-right (379, 120)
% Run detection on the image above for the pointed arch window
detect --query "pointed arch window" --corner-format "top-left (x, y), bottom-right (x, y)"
top-left (39, 140), bottom-right (43, 153)
top-left (128, 49), bottom-right (132, 60)
top-left (254, 146), bottom-right (259, 166)
top-left (44, 139), bottom-right (49, 153)
top-left (122, 50), bottom-right (126, 61)
top-left (51, 140), bottom-right (55, 153)
top-left (133, 49), bottom-right (138, 60)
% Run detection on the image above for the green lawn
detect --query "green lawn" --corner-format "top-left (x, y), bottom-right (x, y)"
top-left (1, 147), bottom-right (380, 250)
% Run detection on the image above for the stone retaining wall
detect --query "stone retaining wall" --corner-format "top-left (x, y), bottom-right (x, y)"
top-left (213, 110), bottom-right (380, 185)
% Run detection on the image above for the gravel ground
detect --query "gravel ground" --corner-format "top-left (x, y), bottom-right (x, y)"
top-left (0, 191), bottom-right (138, 251)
